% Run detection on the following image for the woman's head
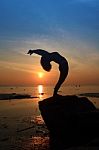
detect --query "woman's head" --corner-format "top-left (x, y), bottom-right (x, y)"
top-left (41, 57), bottom-right (52, 72)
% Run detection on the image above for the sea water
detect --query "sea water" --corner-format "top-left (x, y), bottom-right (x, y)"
top-left (0, 85), bottom-right (99, 149)
top-left (0, 85), bottom-right (99, 106)
top-left (0, 85), bottom-right (99, 120)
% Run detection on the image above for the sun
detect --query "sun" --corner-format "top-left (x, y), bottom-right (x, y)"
top-left (38, 72), bottom-right (44, 78)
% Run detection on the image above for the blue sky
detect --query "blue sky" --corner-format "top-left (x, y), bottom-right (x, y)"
top-left (0, 0), bottom-right (99, 48)
top-left (0, 0), bottom-right (99, 85)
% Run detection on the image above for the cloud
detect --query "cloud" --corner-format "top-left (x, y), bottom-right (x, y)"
top-left (0, 60), bottom-right (35, 73)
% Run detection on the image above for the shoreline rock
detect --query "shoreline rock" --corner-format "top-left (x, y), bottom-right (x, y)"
top-left (79, 93), bottom-right (99, 98)
top-left (0, 93), bottom-right (38, 100)
top-left (39, 95), bottom-right (99, 150)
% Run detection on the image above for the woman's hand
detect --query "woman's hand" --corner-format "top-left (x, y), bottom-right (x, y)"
top-left (27, 50), bottom-right (33, 55)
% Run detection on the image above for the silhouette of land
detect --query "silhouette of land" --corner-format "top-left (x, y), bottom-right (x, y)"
top-left (0, 93), bottom-right (38, 100)
top-left (79, 93), bottom-right (99, 98)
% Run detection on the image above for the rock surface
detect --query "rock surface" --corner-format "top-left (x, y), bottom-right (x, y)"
top-left (39, 95), bottom-right (99, 150)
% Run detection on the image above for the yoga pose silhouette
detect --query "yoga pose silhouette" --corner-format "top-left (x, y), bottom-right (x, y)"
top-left (27, 49), bottom-right (69, 96)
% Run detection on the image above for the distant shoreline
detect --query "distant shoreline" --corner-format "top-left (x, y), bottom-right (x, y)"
top-left (79, 93), bottom-right (99, 98)
top-left (0, 92), bottom-right (99, 101)
top-left (0, 93), bottom-right (38, 100)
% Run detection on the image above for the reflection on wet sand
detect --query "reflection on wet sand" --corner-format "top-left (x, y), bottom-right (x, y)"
top-left (0, 115), bottom-right (49, 150)
top-left (21, 137), bottom-right (49, 150)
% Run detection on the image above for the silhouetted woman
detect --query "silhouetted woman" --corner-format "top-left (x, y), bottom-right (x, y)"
top-left (27, 49), bottom-right (69, 96)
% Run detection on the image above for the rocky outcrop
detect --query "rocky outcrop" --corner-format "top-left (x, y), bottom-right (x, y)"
top-left (39, 95), bottom-right (99, 150)
top-left (0, 93), bottom-right (37, 100)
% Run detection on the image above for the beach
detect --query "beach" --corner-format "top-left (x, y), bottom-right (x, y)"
top-left (0, 85), bottom-right (99, 150)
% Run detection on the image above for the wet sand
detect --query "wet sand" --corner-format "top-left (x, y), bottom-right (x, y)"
top-left (0, 97), bottom-right (49, 150)
top-left (0, 114), bottom-right (49, 150)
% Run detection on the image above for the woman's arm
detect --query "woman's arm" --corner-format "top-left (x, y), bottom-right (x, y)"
top-left (27, 49), bottom-right (49, 56)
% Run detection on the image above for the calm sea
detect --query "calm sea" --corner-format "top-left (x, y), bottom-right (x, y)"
top-left (0, 85), bottom-right (99, 118)
top-left (0, 85), bottom-right (99, 114)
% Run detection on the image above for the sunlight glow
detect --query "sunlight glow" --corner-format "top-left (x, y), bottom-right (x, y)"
top-left (38, 72), bottom-right (44, 78)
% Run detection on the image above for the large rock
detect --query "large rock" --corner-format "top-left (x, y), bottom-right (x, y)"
top-left (39, 95), bottom-right (99, 150)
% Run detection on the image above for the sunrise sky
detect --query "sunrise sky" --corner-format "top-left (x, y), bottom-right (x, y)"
top-left (0, 0), bottom-right (99, 86)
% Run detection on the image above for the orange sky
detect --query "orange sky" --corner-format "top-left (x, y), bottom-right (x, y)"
top-left (0, 52), bottom-right (99, 86)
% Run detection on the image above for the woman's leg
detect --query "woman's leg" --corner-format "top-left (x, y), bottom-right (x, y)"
top-left (53, 70), bottom-right (68, 96)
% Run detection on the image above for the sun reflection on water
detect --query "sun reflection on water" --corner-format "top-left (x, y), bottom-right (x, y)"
top-left (38, 85), bottom-right (44, 99)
